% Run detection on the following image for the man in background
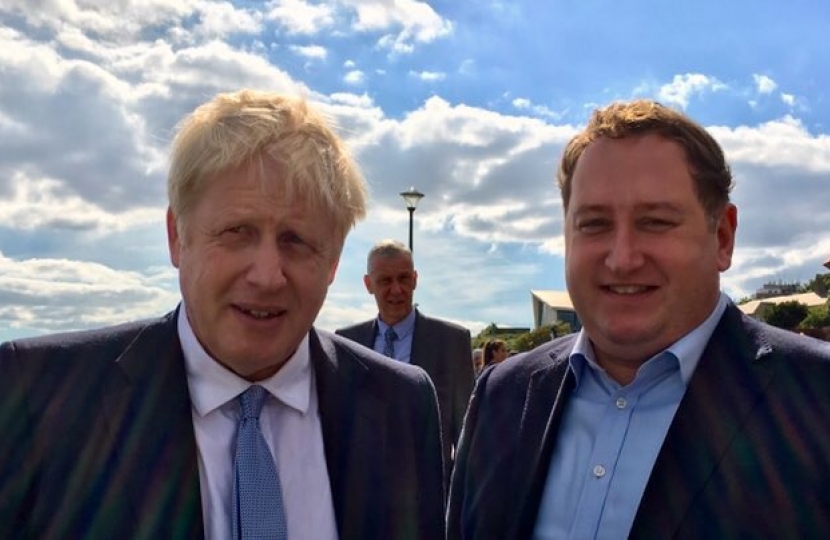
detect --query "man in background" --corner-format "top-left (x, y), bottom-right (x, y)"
top-left (337, 239), bottom-right (474, 477)
top-left (448, 99), bottom-right (830, 538)
top-left (0, 90), bottom-right (445, 539)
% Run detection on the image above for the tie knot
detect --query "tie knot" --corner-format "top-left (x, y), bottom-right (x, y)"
top-left (385, 326), bottom-right (397, 341)
top-left (239, 385), bottom-right (269, 420)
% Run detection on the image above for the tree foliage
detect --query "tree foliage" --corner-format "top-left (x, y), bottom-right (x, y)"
top-left (762, 301), bottom-right (809, 330)
top-left (802, 304), bottom-right (830, 329)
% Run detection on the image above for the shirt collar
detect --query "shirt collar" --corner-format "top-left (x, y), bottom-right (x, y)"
top-left (377, 308), bottom-right (417, 339)
top-left (178, 302), bottom-right (313, 417)
top-left (569, 292), bottom-right (728, 387)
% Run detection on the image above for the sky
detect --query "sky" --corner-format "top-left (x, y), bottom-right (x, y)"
top-left (1, 0), bottom-right (829, 342)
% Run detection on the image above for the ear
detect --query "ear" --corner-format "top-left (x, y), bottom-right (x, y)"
top-left (716, 203), bottom-right (738, 272)
top-left (363, 274), bottom-right (373, 294)
top-left (412, 269), bottom-right (418, 290)
top-left (327, 259), bottom-right (339, 285)
top-left (167, 207), bottom-right (182, 269)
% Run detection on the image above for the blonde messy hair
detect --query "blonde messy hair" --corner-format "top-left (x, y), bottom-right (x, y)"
top-left (168, 89), bottom-right (367, 240)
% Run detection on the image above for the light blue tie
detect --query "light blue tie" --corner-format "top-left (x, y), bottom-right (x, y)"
top-left (232, 385), bottom-right (287, 540)
top-left (384, 326), bottom-right (397, 358)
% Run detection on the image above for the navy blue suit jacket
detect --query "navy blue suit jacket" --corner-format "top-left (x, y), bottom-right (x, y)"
top-left (337, 310), bottom-right (474, 476)
top-left (448, 304), bottom-right (830, 539)
top-left (0, 310), bottom-right (445, 539)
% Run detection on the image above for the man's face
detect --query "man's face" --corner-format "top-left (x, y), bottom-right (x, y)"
top-left (364, 253), bottom-right (417, 326)
top-left (167, 159), bottom-right (341, 381)
top-left (564, 134), bottom-right (736, 371)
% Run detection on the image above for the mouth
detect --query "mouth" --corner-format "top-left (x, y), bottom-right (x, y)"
top-left (603, 285), bottom-right (656, 295)
top-left (234, 305), bottom-right (286, 320)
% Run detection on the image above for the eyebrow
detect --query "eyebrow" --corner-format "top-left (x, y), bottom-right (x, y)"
top-left (571, 201), bottom-right (685, 216)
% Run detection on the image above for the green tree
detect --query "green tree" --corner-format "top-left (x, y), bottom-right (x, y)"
top-left (802, 304), bottom-right (830, 329)
top-left (763, 301), bottom-right (809, 331)
top-left (512, 325), bottom-right (552, 352)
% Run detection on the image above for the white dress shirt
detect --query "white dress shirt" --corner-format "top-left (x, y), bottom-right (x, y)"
top-left (178, 307), bottom-right (338, 540)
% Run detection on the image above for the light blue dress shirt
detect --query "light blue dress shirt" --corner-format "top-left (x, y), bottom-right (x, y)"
top-left (533, 293), bottom-right (728, 540)
top-left (373, 309), bottom-right (417, 363)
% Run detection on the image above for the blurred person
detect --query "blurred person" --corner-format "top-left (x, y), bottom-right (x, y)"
top-left (448, 99), bottom-right (830, 539)
top-left (482, 339), bottom-right (509, 368)
top-left (337, 239), bottom-right (474, 479)
top-left (472, 348), bottom-right (484, 375)
top-left (0, 90), bottom-right (445, 540)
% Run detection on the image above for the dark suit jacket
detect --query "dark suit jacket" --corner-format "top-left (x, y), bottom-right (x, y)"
top-left (0, 310), bottom-right (445, 540)
top-left (448, 304), bottom-right (830, 539)
top-left (336, 310), bottom-right (474, 473)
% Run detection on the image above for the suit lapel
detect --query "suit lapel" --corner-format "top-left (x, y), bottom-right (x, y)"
top-left (358, 320), bottom-right (378, 349)
top-left (511, 348), bottom-right (575, 539)
top-left (312, 329), bottom-right (386, 537)
top-left (100, 312), bottom-right (203, 538)
top-left (631, 305), bottom-right (776, 537)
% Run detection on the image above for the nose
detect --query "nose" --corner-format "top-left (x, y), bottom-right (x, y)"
top-left (605, 226), bottom-right (644, 273)
top-left (246, 243), bottom-right (288, 290)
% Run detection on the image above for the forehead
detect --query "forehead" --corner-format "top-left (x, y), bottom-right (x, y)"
top-left (368, 254), bottom-right (414, 274)
top-left (570, 135), bottom-right (697, 208)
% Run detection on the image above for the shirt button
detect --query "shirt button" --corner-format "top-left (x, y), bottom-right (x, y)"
top-left (616, 397), bottom-right (627, 409)
top-left (593, 465), bottom-right (606, 478)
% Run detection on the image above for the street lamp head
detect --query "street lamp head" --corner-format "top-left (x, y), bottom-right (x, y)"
top-left (400, 187), bottom-right (425, 210)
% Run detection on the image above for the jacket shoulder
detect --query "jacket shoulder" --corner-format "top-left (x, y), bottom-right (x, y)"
top-left (334, 319), bottom-right (374, 336)
top-left (1, 312), bottom-right (176, 363)
top-left (416, 312), bottom-right (470, 337)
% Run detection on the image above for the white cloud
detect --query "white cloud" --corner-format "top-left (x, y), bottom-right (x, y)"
top-left (657, 73), bottom-right (727, 109)
top-left (263, 0), bottom-right (451, 54)
top-left (265, 0), bottom-right (336, 34)
top-left (511, 97), bottom-right (562, 120)
top-left (345, 0), bottom-right (452, 53)
top-left (781, 93), bottom-right (796, 106)
top-left (0, 251), bottom-right (179, 335)
top-left (344, 70), bottom-right (365, 85)
top-left (289, 44), bottom-right (327, 59)
top-left (410, 70), bottom-right (446, 82)
top-left (512, 98), bottom-right (531, 109)
top-left (753, 73), bottom-right (777, 94)
top-left (0, 174), bottom-right (161, 231)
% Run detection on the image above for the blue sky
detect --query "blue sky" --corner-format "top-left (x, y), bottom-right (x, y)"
top-left (1, 0), bottom-right (829, 342)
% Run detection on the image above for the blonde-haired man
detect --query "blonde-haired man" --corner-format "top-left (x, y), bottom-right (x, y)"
top-left (0, 90), bottom-right (444, 539)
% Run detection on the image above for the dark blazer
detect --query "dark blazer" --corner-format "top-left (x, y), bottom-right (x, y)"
top-left (336, 310), bottom-right (474, 472)
top-left (0, 310), bottom-right (445, 540)
top-left (448, 303), bottom-right (830, 539)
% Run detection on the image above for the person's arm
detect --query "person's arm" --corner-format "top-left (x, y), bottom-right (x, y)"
top-left (452, 329), bottom-right (475, 448)
top-left (0, 341), bottom-right (35, 537)
top-left (412, 370), bottom-right (446, 539)
top-left (446, 364), bottom-right (485, 540)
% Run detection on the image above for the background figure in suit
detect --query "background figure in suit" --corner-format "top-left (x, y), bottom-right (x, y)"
top-left (0, 90), bottom-right (445, 540)
top-left (447, 100), bottom-right (830, 539)
top-left (336, 240), bottom-right (474, 478)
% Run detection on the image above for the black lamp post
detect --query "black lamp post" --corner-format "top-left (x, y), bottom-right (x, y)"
top-left (399, 187), bottom-right (425, 253)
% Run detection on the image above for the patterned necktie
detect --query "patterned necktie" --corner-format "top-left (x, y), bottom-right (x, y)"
top-left (384, 326), bottom-right (397, 358)
top-left (232, 385), bottom-right (288, 540)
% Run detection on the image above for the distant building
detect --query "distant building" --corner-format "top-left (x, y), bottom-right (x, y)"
top-left (530, 290), bottom-right (581, 332)
top-left (754, 280), bottom-right (800, 299)
top-left (738, 291), bottom-right (827, 320)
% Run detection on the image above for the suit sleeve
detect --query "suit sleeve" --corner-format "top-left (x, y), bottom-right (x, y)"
top-left (451, 328), bottom-right (474, 449)
top-left (0, 341), bottom-right (35, 536)
top-left (446, 365), bottom-right (485, 540)
top-left (404, 368), bottom-right (446, 540)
